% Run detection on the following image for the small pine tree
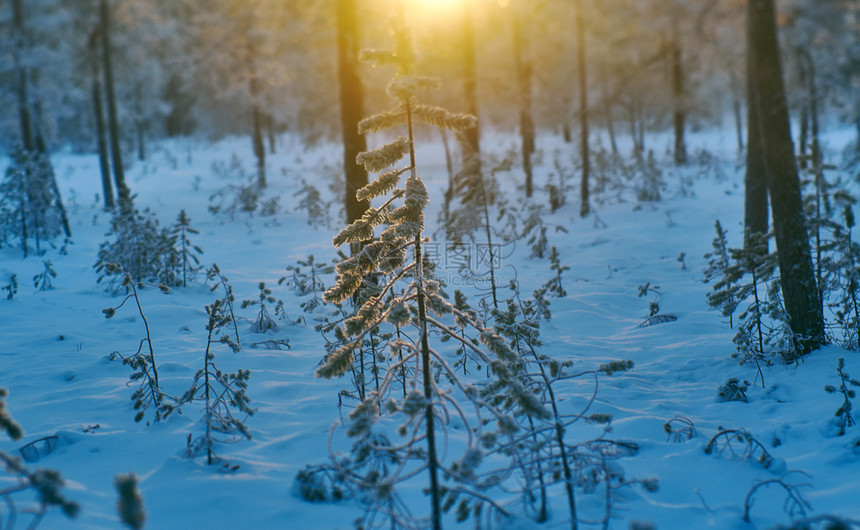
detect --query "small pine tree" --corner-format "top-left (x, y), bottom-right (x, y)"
top-left (279, 254), bottom-right (333, 313)
top-left (242, 281), bottom-right (277, 333)
top-left (542, 246), bottom-right (569, 298)
top-left (825, 357), bottom-right (860, 436)
top-left (104, 267), bottom-right (175, 423)
top-left (445, 159), bottom-right (514, 309)
top-left (169, 210), bottom-right (203, 288)
top-left (206, 263), bottom-right (240, 348)
top-left (33, 260), bottom-right (56, 291)
top-left (824, 199), bottom-right (860, 349)
top-left (705, 228), bottom-right (795, 381)
top-left (0, 388), bottom-right (79, 526)
top-left (96, 206), bottom-right (169, 291)
top-left (0, 388), bottom-right (23, 441)
top-left (0, 148), bottom-right (66, 257)
top-left (115, 473), bottom-right (146, 530)
top-left (3, 274), bottom-right (18, 300)
top-left (181, 300), bottom-right (252, 466)
top-left (441, 289), bottom-right (482, 375)
top-left (488, 282), bottom-right (642, 527)
top-left (316, 6), bottom-right (541, 528)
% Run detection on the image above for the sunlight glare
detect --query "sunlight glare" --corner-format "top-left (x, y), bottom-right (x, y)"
top-left (409, 0), bottom-right (466, 20)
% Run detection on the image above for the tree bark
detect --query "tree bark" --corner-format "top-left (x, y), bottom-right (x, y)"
top-left (747, 0), bottom-right (824, 354)
top-left (605, 99), bottom-right (619, 156)
top-left (730, 69), bottom-right (744, 152)
top-left (460, 4), bottom-right (481, 169)
top-left (11, 0), bottom-right (33, 152)
top-left (100, 0), bottom-right (130, 204)
top-left (136, 121), bottom-right (146, 162)
top-left (247, 44), bottom-right (266, 189)
top-left (576, 0), bottom-right (590, 217)
top-left (744, 43), bottom-right (768, 242)
top-left (251, 100), bottom-right (265, 188)
top-left (511, 7), bottom-right (535, 198)
top-left (671, 22), bottom-right (687, 165)
top-left (796, 50), bottom-right (809, 170)
top-left (12, 0), bottom-right (72, 238)
top-left (266, 113), bottom-right (276, 154)
top-left (89, 31), bottom-right (114, 209)
top-left (336, 0), bottom-right (369, 226)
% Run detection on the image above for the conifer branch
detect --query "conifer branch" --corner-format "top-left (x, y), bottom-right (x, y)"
top-left (358, 108), bottom-right (407, 135)
top-left (412, 104), bottom-right (477, 131)
top-left (386, 76), bottom-right (441, 100)
top-left (356, 167), bottom-right (409, 202)
top-left (355, 137), bottom-right (410, 172)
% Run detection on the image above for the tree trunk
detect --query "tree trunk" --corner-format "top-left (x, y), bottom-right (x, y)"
top-left (266, 113), bottom-right (276, 154)
top-left (131, 82), bottom-right (145, 162)
top-left (730, 69), bottom-right (744, 152)
top-left (441, 128), bottom-right (454, 221)
top-left (89, 31), bottom-right (114, 209)
top-left (251, 101), bottom-right (265, 188)
top-left (93, 75), bottom-right (115, 209)
top-left (744, 43), bottom-right (768, 243)
top-left (336, 0), bottom-right (369, 226)
top-left (796, 50), bottom-right (809, 170)
top-left (247, 48), bottom-right (266, 189)
top-left (460, 4), bottom-right (481, 169)
top-left (511, 9), bottom-right (535, 198)
top-left (100, 0), bottom-right (129, 204)
top-left (576, 0), bottom-right (590, 217)
top-left (606, 99), bottom-right (619, 156)
top-left (802, 49), bottom-right (824, 317)
top-left (747, 0), bottom-right (824, 355)
top-left (12, 0), bottom-right (71, 239)
top-left (11, 0), bottom-right (33, 152)
top-left (671, 24), bottom-right (687, 165)
top-left (136, 121), bottom-right (146, 162)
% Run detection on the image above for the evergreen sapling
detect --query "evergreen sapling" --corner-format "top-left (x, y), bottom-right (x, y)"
top-left (0, 388), bottom-right (79, 527)
top-left (242, 281), bottom-right (278, 333)
top-left (0, 148), bottom-right (67, 258)
top-left (33, 260), bottom-right (56, 291)
top-left (315, 7), bottom-right (542, 527)
top-left (4, 274), bottom-right (18, 300)
top-left (279, 254), bottom-right (333, 314)
top-left (104, 266), bottom-right (176, 423)
top-left (115, 473), bottom-right (145, 530)
top-left (825, 357), bottom-right (860, 436)
top-left (206, 263), bottom-right (241, 348)
top-left (824, 199), bottom-right (860, 349)
top-left (705, 227), bottom-right (794, 383)
top-left (181, 299), bottom-right (252, 466)
top-left (169, 210), bottom-right (203, 288)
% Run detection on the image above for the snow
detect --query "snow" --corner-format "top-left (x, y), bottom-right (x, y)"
top-left (1, 128), bottom-right (859, 529)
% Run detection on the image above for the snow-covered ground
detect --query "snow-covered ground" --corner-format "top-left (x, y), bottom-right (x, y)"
top-left (1, 127), bottom-right (859, 529)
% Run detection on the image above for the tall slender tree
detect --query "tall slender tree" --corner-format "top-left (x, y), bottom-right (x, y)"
top-left (248, 49), bottom-right (266, 188)
top-left (336, 0), bottom-right (369, 226)
top-left (460, 3), bottom-right (481, 169)
top-left (744, 37), bottom-right (767, 243)
top-left (511, 3), bottom-right (535, 198)
top-left (11, 0), bottom-right (33, 153)
top-left (89, 29), bottom-right (114, 210)
top-left (100, 0), bottom-right (130, 204)
top-left (576, 0), bottom-right (590, 217)
top-left (671, 15), bottom-right (687, 165)
top-left (9, 0), bottom-right (72, 239)
top-left (747, 0), bottom-right (824, 354)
